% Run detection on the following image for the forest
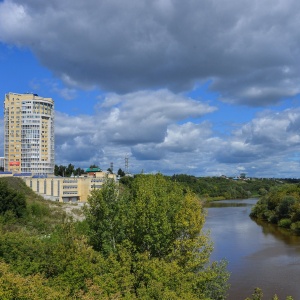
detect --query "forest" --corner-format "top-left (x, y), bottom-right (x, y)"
top-left (121, 174), bottom-right (285, 201)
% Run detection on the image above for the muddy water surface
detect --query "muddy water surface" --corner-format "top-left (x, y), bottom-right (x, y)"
top-left (204, 199), bottom-right (300, 300)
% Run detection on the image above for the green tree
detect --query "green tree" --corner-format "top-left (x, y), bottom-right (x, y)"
top-left (277, 196), bottom-right (296, 219)
top-left (119, 176), bottom-right (134, 188)
top-left (85, 179), bottom-right (122, 254)
top-left (54, 165), bottom-right (67, 177)
top-left (117, 168), bottom-right (125, 177)
top-left (74, 167), bottom-right (85, 176)
top-left (54, 164), bottom-right (84, 177)
top-left (54, 164), bottom-right (59, 176)
top-left (0, 261), bottom-right (69, 299)
top-left (0, 180), bottom-right (26, 218)
top-left (65, 163), bottom-right (75, 177)
top-left (245, 288), bottom-right (294, 300)
top-left (89, 164), bottom-right (99, 169)
top-left (85, 174), bottom-right (230, 299)
top-left (246, 288), bottom-right (263, 300)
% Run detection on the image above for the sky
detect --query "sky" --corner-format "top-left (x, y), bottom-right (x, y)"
top-left (1, 0), bottom-right (300, 178)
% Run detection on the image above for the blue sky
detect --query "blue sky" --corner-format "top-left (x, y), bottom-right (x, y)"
top-left (1, 0), bottom-right (300, 178)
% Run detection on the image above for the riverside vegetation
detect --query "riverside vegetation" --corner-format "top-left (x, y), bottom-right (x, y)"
top-left (250, 183), bottom-right (300, 234)
top-left (0, 175), bottom-right (295, 299)
top-left (121, 174), bottom-right (285, 201)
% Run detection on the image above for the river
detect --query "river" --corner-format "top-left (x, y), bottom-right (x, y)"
top-left (204, 198), bottom-right (300, 300)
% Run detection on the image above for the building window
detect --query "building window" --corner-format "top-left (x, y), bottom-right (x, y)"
top-left (91, 185), bottom-right (102, 189)
top-left (63, 179), bottom-right (77, 183)
top-left (63, 185), bottom-right (77, 189)
top-left (63, 191), bottom-right (78, 195)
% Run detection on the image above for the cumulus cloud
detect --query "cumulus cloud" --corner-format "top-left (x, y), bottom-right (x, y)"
top-left (214, 108), bottom-right (300, 176)
top-left (2, 0), bottom-right (300, 177)
top-left (52, 88), bottom-right (300, 177)
top-left (54, 89), bottom-right (217, 169)
top-left (1, 0), bottom-right (300, 105)
top-left (92, 89), bottom-right (216, 146)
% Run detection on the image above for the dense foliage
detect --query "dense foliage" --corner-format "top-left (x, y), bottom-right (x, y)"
top-left (0, 180), bottom-right (26, 218)
top-left (54, 164), bottom-right (85, 177)
top-left (250, 184), bottom-right (300, 234)
top-left (85, 174), bottom-right (230, 299)
top-left (170, 174), bottom-right (281, 200)
top-left (0, 175), bottom-right (230, 299)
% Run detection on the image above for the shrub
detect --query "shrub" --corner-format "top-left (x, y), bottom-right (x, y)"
top-left (278, 218), bottom-right (292, 229)
top-left (291, 221), bottom-right (300, 233)
top-left (0, 180), bottom-right (26, 218)
top-left (277, 196), bottom-right (296, 219)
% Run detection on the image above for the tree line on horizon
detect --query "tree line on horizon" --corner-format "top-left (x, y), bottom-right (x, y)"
top-left (120, 174), bottom-right (285, 201)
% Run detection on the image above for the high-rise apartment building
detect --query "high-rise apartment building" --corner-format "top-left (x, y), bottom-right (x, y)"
top-left (4, 92), bottom-right (55, 174)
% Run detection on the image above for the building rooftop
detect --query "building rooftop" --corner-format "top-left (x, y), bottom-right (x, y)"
top-left (85, 167), bottom-right (102, 173)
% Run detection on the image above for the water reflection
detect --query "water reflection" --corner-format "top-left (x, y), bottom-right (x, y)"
top-left (204, 198), bottom-right (300, 300)
top-left (205, 202), bottom-right (251, 208)
top-left (254, 218), bottom-right (300, 247)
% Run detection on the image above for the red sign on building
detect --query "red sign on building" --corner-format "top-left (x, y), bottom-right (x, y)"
top-left (9, 161), bottom-right (20, 166)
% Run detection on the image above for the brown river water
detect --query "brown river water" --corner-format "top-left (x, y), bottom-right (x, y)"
top-left (204, 198), bottom-right (300, 300)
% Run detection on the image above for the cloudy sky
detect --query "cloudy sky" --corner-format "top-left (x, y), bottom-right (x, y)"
top-left (1, 0), bottom-right (300, 178)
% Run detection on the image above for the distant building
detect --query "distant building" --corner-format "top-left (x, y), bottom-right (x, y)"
top-left (4, 92), bottom-right (55, 175)
top-left (23, 170), bottom-right (116, 202)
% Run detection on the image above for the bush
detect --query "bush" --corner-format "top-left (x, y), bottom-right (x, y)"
top-left (277, 196), bottom-right (296, 219)
top-left (0, 180), bottom-right (26, 218)
top-left (291, 221), bottom-right (300, 233)
top-left (278, 218), bottom-right (292, 229)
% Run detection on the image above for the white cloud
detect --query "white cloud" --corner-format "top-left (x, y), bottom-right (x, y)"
top-left (2, 1), bottom-right (300, 177)
top-left (1, 0), bottom-right (300, 105)
top-left (53, 89), bottom-right (217, 170)
top-left (51, 90), bottom-right (300, 177)
top-left (96, 89), bottom-right (216, 145)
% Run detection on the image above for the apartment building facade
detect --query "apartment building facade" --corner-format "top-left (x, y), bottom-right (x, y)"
top-left (4, 92), bottom-right (55, 174)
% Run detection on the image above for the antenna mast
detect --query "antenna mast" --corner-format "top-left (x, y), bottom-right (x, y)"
top-left (125, 155), bottom-right (129, 174)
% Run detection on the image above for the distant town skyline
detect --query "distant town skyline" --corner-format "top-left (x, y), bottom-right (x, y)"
top-left (1, 0), bottom-right (300, 178)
